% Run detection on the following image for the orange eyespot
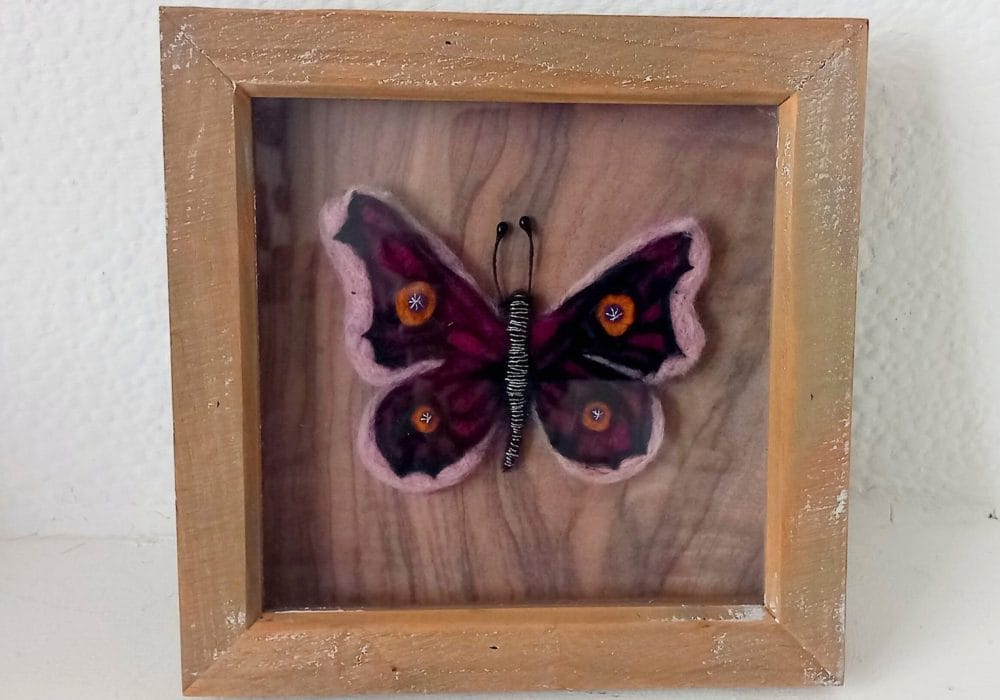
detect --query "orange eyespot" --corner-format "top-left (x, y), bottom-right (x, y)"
top-left (581, 401), bottom-right (612, 432)
top-left (410, 404), bottom-right (441, 433)
top-left (395, 281), bottom-right (437, 326)
top-left (596, 294), bottom-right (635, 336)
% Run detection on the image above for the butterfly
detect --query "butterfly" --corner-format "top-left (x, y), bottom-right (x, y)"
top-left (321, 189), bottom-right (709, 493)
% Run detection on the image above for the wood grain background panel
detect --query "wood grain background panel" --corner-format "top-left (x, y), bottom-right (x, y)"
top-left (253, 98), bottom-right (776, 609)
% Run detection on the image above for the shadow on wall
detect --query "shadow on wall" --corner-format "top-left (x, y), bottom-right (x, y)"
top-left (851, 29), bottom-right (993, 513)
top-left (848, 23), bottom-right (997, 683)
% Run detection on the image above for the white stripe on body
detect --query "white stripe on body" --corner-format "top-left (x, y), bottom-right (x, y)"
top-left (503, 293), bottom-right (531, 469)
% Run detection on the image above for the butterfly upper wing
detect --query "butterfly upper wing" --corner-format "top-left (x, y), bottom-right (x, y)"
top-left (321, 189), bottom-right (507, 492)
top-left (321, 189), bottom-right (507, 385)
top-left (532, 219), bottom-right (709, 382)
top-left (530, 219), bottom-right (709, 481)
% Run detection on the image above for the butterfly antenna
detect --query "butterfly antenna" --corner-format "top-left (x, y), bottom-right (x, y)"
top-left (493, 221), bottom-right (510, 297)
top-left (518, 215), bottom-right (535, 294)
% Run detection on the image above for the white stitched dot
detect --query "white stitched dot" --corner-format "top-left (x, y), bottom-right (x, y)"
top-left (604, 304), bottom-right (624, 322)
top-left (407, 293), bottom-right (426, 311)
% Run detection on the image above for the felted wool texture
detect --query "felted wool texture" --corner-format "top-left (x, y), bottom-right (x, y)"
top-left (321, 188), bottom-right (710, 491)
top-left (320, 187), bottom-right (498, 387)
top-left (320, 187), bottom-right (503, 493)
top-left (358, 382), bottom-right (499, 494)
top-left (546, 217), bottom-right (710, 382)
top-left (550, 393), bottom-right (667, 484)
top-left (537, 218), bottom-right (709, 481)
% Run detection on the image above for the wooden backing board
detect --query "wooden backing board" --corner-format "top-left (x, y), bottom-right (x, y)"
top-left (254, 99), bottom-right (776, 609)
top-left (161, 7), bottom-right (867, 695)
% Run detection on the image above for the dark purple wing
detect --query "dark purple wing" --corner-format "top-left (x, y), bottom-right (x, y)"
top-left (320, 189), bottom-right (508, 491)
top-left (530, 219), bottom-right (709, 479)
top-left (322, 189), bottom-right (506, 385)
top-left (535, 376), bottom-right (663, 483)
top-left (359, 359), bottom-right (504, 492)
top-left (532, 220), bottom-right (709, 383)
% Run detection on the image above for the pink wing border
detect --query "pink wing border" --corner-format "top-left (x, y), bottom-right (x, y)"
top-left (356, 384), bottom-right (498, 494)
top-left (319, 187), bottom-right (500, 493)
top-left (539, 217), bottom-right (709, 483)
top-left (551, 394), bottom-right (666, 485)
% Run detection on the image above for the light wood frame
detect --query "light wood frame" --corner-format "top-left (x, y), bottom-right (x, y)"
top-left (160, 7), bottom-right (867, 695)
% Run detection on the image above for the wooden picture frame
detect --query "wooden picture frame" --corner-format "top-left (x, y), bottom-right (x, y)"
top-left (160, 7), bottom-right (867, 695)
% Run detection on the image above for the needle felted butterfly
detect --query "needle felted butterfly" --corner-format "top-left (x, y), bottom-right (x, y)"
top-left (321, 189), bottom-right (709, 493)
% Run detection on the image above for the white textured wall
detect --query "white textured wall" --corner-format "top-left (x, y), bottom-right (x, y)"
top-left (1, 1), bottom-right (998, 698)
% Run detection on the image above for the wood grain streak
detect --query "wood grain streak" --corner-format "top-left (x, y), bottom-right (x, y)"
top-left (254, 99), bottom-right (777, 609)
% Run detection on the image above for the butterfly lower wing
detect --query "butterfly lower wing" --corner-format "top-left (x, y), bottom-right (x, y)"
top-left (531, 219), bottom-right (709, 383)
top-left (535, 377), bottom-right (664, 483)
top-left (359, 360), bottom-right (505, 492)
top-left (322, 189), bottom-right (507, 385)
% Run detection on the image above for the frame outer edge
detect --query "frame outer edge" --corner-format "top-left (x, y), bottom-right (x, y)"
top-left (161, 10), bottom-right (261, 691)
top-left (165, 8), bottom-right (860, 102)
top-left (159, 7), bottom-right (869, 693)
top-left (769, 19), bottom-right (868, 682)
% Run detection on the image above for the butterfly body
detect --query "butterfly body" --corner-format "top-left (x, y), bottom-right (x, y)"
top-left (322, 189), bottom-right (709, 493)
top-left (502, 290), bottom-right (532, 470)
